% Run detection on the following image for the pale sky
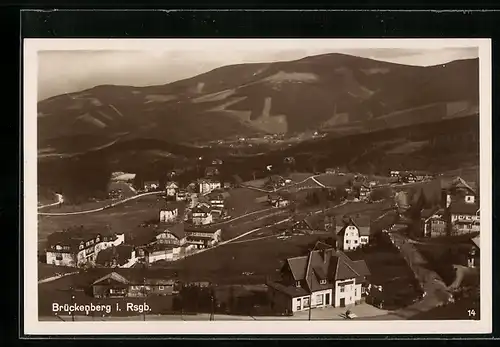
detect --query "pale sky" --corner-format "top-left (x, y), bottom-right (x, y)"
top-left (37, 46), bottom-right (478, 101)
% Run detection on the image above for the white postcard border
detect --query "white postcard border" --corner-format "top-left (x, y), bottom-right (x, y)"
top-left (23, 38), bottom-right (492, 335)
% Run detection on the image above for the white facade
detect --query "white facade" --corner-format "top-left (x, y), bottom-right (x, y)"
top-left (198, 181), bottom-right (221, 195)
top-left (192, 211), bottom-right (213, 225)
top-left (340, 225), bottom-right (362, 252)
top-left (46, 251), bottom-right (76, 267)
top-left (159, 208), bottom-right (178, 223)
top-left (209, 198), bottom-right (225, 209)
top-left (147, 246), bottom-right (182, 264)
top-left (47, 234), bottom-right (125, 268)
top-left (334, 279), bottom-right (362, 307)
top-left (291, 289), bottom-right (333, 312)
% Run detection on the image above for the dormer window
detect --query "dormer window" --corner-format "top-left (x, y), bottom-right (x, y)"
top-left (79, 244), bottom-right (84, 250)
top-left (320, 279), bottom-right (327, 285)
top-left (295, 281), bottom-right (301, 288)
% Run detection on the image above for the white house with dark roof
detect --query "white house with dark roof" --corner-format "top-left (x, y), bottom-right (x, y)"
top-left (184, 225), bottom-right (222, 249)
top-left (449, 202), bottom-right (480, 235)
top-left (266, 242), bottom-right (370, 314)
top-left (45, 228), bottom-right (125, 267)
top-left (444, 176), bottom-right (477, 208)
top-left (159, 205), bottom-right (179, 223)
top-left (191, 203), bottom-right (213, 225)
top-left (336, 217), bottom-right (371, 252)
top-left (197, 178), bottom-right (221, 195)
top-left (165, 181), bottom-right (179, 199)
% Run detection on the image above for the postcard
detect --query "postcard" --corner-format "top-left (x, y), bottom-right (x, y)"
top-left (23, 38), bottom-right (492, 335)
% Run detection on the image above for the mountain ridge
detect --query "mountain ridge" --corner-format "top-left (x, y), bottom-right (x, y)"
top-left (37, 53), bottom-right (479, 156)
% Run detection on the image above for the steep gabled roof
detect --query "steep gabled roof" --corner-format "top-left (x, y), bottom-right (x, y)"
top-left (449, 202), bottom-right (479, 215)
top-left (164, 223), bottom-right (185, 240)
top-left (95, 245), bottom-right (134, 266)
top-left (284, 247), bottom-right (370, 292)
top-left (92, 271), bottom-right (130, 285)
top-left (421, 207), bottom-right (441, 219)
top-left (472, 236), bottom-right (480, 249)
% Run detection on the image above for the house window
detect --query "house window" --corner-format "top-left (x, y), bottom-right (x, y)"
top-left (320, 279), bottom-right (327, 285)
top-left (361, 286), bottom-right (366, 294)
top-left (296, 298), bottom-right (302, 311)
top-left (316, 294), bottom-right (323, 305)
top-left (159, 286), bottom-right (164, 290)
top-left (56, 254), bottom-right (63, 261)
top-left (346, 240), bottom-right (350, 244)
top-left (354, 240), bottom-right (358, 244)
top-left (295, 281), bottom-right (301, 288)
top-left (303, 297), bottom-right (310, 308)
top-left (340, 285), bottom-right (345, 293)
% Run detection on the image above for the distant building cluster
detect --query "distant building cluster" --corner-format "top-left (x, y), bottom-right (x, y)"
top-left (421, 177), bottom-right (479, 238)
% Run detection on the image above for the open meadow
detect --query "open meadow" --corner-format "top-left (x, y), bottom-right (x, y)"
top-left (152, 234), bottom-right (332, 284)
top-left (38, 195), bottom-right (170, 250)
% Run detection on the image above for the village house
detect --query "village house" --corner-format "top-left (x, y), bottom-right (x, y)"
top-left (204, 166), bottom-right (220, 178)
top-left (191, 203), bottom-right (213, 225)
top-left (206, 190), bottom-right (229, 210)
top-left (266, 242), bottom-right (370, 315)
top-left (389, 170), bottom-right (402, 179)
top-left (268, 192), bottom-right (291, 208)
top-left (443, 177), bottom-right (477, 208)
top-left (165, 181), bottom-right (179, 200)
top-left (144, 180), bottom-right (160, 192)
top-left (176, 190), bottom-right (188, 202)
top-left (127, 225), bottom-right (186, 265)
top-left (159, 205), bottom-right (179, 223)
top-left (292, 213), bottom-right (337, 234)
top-left (336, 217), bottom-right (371, 251)
top-left (421, 207), bottom-right (447, 238)
top-left (468, 236), bottom-right (480, 268)
top-left (108, 189), bottom-right (123, 200)
top-left (448, 202), bottom-right (480, 236)
top-left (197, 178), bottom-right (221, 195)
top-left (400, 172), bottom-right (417, 184)
top-left (95, 244), bottom-right (135, 268)
top-left (45, 228), bottom-right (125, 268)
top-left (353, 183), bottom-right (371, 201)
top-left (92, 271), bottom-right (176, 299)
top-left (184, 225), bottom-right (222, 249)
top-left (266, 175), bottom-right (286, 190)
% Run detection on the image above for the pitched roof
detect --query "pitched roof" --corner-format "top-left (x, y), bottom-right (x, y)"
top-left (337, 217), bottom-right (372, 237)
top-left (165, 182), bottom-right (179, 189)
top-left (165, 223), bottom-right (185, 239)
top-left (449, 176), bottom-right (476, 193)
top-left (192, 204), bottom-right (211, 213)
top-left (92, 271), bottom-right (130, 285)
top-left (472, 236), bottom-right (480, 249)
top-left (95, 245), bottom-right (134, 266)
top-left (46, 228), bottom-right (116, 252)
top-left (449, 202), bottom-right (479, 215)
top-left (284, 247), bottom-right (370, 292)
top-left (421, 207), bottom-right (441, 219)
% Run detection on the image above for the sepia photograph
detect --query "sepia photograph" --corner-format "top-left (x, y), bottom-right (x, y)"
top-left (23, 38), bottom-right (492, 335)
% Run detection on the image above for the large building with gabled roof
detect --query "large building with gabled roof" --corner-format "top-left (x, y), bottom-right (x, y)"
top-left (266, 242), bottom-right (370, 314)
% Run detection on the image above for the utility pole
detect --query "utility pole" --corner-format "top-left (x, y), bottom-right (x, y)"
top-left (308, 255), bottom-right (313, 321)
top-left (70, 286), bottom-right (75, 322)
top-left (209, 284), bottom-right (215, 321)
